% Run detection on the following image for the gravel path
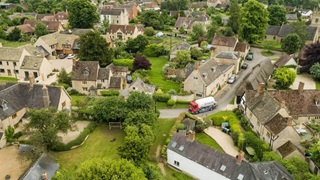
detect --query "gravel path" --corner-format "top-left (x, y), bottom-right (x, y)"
top-left (204, 127), bottom-right (239, 157)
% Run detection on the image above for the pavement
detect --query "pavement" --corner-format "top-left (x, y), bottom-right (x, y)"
top-left (204, 127), bottom-right (239, 157)
top-left (290, 73), bottom-right (316, 89)
top-left (58, 121), bottom-right (90, 144)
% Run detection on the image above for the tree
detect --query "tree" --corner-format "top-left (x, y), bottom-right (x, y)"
top-left (292, 21), bottom-right (308, 46)
top-left (310, 62), bottom-right (320, 80)
top-left (224, 27), bottom-right (235, 37)
top-left (26, 108), bottom-right (72, 156)
top-left (143, 44), bottom-right (166, 57)
top-left (174, 50), bottom-right (191, 68)
top-left (139, 10), bottom-right (163, 30)
top-left (133, 55), bottom-right (151, 70)
top-left (124, 109), bottom-right (157, 129)
top-left (75, 159), bottom-right (146, 180)
top-left (281, 156), bottom-right (316, 180)
top-left (281, 33), bottom-right (301, 54)
top-left (126, 91), bottom-right (155, 111)
top-left (5, 125), bottom-right (15, 143)
top-left (118, 124), bottom-right (155, 165)
top-left (239, 0), bottom-right (269, 43)
top-left (33, 23), bottom-right (49, 38)
top-left (160, 0), bottom-right (189, 11)
top-left (190, 24), bottom-right (206, 41)
top-left (273, 67), bottom-right (296, 89)
top-left (206, 19), bottom-right (218, 42)
top-left (262, 152), bottom-right (282, 162)
top-left (91, 96), bottom-right (128, 122)
top-left (267, 5), bottom-right (286, 25)
top-left (143, 164), bottom-right (163, 180)
top-left (78, 31), bottom-right (113, 67)
top-left (228, 0), bottom-right (241, 33)
top-left (301, 41), bottom-right (320, 73)
top-left (57, 68), bottom-right (71, 86)
top-left (190, 47), bottom-right (203, 60)
top-left (125, 35), bottom-right (149, 53)
top-left (144, 27), bottom-right (155, 36)
top-left (7, 27), bottom-right (21, 41)
top-left (67, 0), bottom-right (99, 28)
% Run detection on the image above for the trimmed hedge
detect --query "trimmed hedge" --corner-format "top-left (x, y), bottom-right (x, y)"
top-left (167, 99), bottom-right (175, 106)
top-left (113, 59), bottom-right (134, 70)
top-left (100, 90), bottom-right (120, 96)
top-left (53, 122), bottom-right (97, 151)
top-left (155, 93), bottom-right (171, 102)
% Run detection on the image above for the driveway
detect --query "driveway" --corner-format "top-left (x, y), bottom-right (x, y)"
top-left (290, 73), bottom-right (316, 89)
top-left (204, 127), bottom-right (239, 157)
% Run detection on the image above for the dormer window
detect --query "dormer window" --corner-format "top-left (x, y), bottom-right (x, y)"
top-left (1, 100), bottom-right (8, 111)
top-left (34, 63), bottom-right (38, 67)
top-left (316, 101), bottom-right (320, 106)
top-left (83, 67), bottom-right (89, 76)
top-left (202, 73), bottom-right (207, 78)
top-left (211, 66), bottom-right (216, 72)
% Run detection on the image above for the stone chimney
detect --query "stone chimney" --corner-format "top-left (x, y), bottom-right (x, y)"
top-left (72, 58), bottom-right (77, 66)
top-left (29, 74), bottom-right (35, 88)
top-left (194, 61), bottom-right (200, 70)
top-left (40, 50), bottom-right (45, 58)
top-left (298, 82), bottom-right (304, 94)
top-left (187, 130), bottom-right (195, 141)
top-left (281, 101), bottom-right (286, 108)
top-left (287, 116), bottom-right (293, 126)
top-left (257, 83), bottom-right (264, 94)
top-left (237, 150), bottom-right (245, 164)
top-left (42, 84), bottom-right (50, 108)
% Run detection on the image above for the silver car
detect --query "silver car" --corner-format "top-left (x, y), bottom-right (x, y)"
top-left (227, 75), bottom-right (236, 84)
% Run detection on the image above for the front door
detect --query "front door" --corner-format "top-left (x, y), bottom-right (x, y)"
top-left (7, 70), bottom-right (11, 76)
top-left (25, 71), bottom-right (29, 80)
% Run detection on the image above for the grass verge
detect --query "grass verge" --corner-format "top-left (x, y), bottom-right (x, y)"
top-left (0, 77), bottom-right (17, 82)
top-left (195, 133), bottom-right (224, 152)
top-left (261, 50), bottom-right (274, 57)
top-left (0, 39), bottom-right (30, 47)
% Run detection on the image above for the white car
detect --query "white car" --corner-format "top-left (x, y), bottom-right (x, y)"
top-left (67, 54), bottom-right (76, 59)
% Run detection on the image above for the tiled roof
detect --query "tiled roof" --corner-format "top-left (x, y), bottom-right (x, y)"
top-left (174, 17), bottom-right (193, 28)
top-left (7, 24), bottom-right (34, 33)
top-left (0, 47), bottom-right (24, 61)
top-left (129, 77), bottom-right (155, 93)
top-left (234, 42), bottom-right (249, 52)
top-left (286, 14), bottom-right (298, 20)
top-left (35, 13), bottom-right (53, 20)
top-left (269, 89), bottom-right (320, 116)
top-left (246, 90), bottom-right (280, 124)
top-left (38, 33), bottom-right (58, 46)
top-left (278, 24), bottom-right (295, 37)
top-left (215, 52), bottom-right (238, 60)
top-left (274, 53), bottom-right (292, 68)
top-left (265, 113), bottom-right (288, 135)
top-left (168, 134), bottom-right (293, 180)
top-left (106, 25), bottom-right (137, 34)
top-left (20, 56), bottom-right (44, 70)
top-left (277, 141), bottom-right (297, 158)
top-left (42, 15), bottom-right (56, 21)
top-left (266, 26), bottom-right (281, 35)
top-left (109, 76), bottom-right (122, 88)
top-left (100, 9), bottom-right (123, 15)
top-left (189, 2), bottom-right (206, 8)
top-left (72, 61), bottom-right (99, 81)
top-left (198, 59), bottom-right (223, 86)
top-left (0, 82), bottom-right (64, 120)
top-left (72, 28), bottom-right (93, 35)
top-left (97, 68), bottom-right (110, 80)
top-left (24, 20), bottom-right (62, 32)
top-left (212, 36), bottom-right (237, 47)
top-left (306, 26), bottom-right (317, 41)
top-left (106, 63), bottom-right (128, 73)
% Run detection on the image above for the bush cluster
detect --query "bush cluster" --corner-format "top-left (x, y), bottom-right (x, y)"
top-left (167, 99), bottom-right (175, 106)
top-left (155, 93), bottom-right (171, 102)
top-left (100, 90), bottom-right (120, 96)
top-left (113, 59), bottom-right (134, 70)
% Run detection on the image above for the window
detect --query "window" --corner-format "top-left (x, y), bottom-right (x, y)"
top-left (13, 62), bottom-right (16, 66)
top-left (12, 113), bottom-right (17, 119)
top-left (0, 61), bottom-right (2, 65)
top-left (82, 81), bottom-right (87, 84)
top-left (15, 70), bottom-right (19, 74)
top-left (117, 20), bottom-right (119, 23)
top-left (6, 62), bottom-right (9, 66)
top-left (0, 69), bottom-right (4, 73)
top-left (83, 87), bottom-right (88, 91)
top-left (174, 160), bottom-right (180, 167)
top-left (316, 101), bottom-right (320, 106)
top-left (101, 79), bottom-right (105, 83)
top-left (193, 76), bottom-right (198, 80)
top-left (62, 101), bottom-right (66, 108)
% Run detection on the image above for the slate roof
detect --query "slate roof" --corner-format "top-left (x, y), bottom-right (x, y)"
top-left (306, 26), bottom-right (317, 40)
top-left (106, 25), bottom-right (137, 34)
top-left (0, 47), bottom-right (24, 61)
top-left (266, 26), bottom-right (281, 35)
top-left (0, 82), bottom-right (63, 120)
top-left (215, 52), bottom-right (239, 60)
top-left (7, 24), bottom-right (34, 33)
top-left (20, 56), bottom-right (44, 70)
top-left (212, 36), bottom-right (237, 47)
top-left (286, 14), bottom-right (298, 20)
top-left (100, 9), bottom-right (123, 15)
top-left (265, 113), bottom-right (288, 135)
top-left (72, 61), bottom-right (99, 81)
top-left (174, 17), bottom-right (193, 28)
top-left (19, 44), bottom-right (48, 56)
top-left (274, 53), bottom-right (292, 68)
top-left (97, 68), bottom-right (110, 80)
top-left (71, 28), bottom-right (93, 35)
top-left (268, 89), bottom-right (320, 116)
top-left (24, 20), bottom-right (62, 32)
top-left (246, 90), bottom-right (280, 124)
top-left (38, 33), bottom-right (58, 46)
top-left (278, 24), bottom-right (295, 37)
top-left (106, 63), bottom-right (129, 73)
top-left (168, 134), bottom-right (293, 180)
top-left (189, 2), bottom-right (206, 8)
top-left (171, 41), bottom-right (191, 53)
top-left (277, 141), bottom-right (297, 158)
top-left (129, 77), bottom-right (155, 93)
top-left (109, 76), bottom-right (122, 88)
top-left (234, 42), bottom-right (249, 52)
top-left (198, 59), bottom-right (223, 86)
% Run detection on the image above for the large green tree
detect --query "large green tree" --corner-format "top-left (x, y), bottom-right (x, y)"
top-left (67, 0), bottom-right (99, 28)
top-left (300, 41), bottom-right (320, 73)
top-left (174, 50), bottom-right (191, 68)
top-left (75, 159), bottom-right (147, 180)
top-left (267, 5), bottom-right (286, 25)
top-left (33, 23), bottom-right (49, 38)
top-left (125, 35), bottom-right (149, 54)
top-left (190, 24), bottom-right (206, 41)
top-left (118, 124), bottom-right (155, 165)
top-left (124, 109), bottom-right (157, 129)
top-left (273, 67), bottom-right (296, 89)
top-left (160, 0), bottom-right (189, 11)
top-left (126, 91), bottom-right (155, 111)
top-left (25, 107), bottom-right (72, 158)
top-left (78, 31), bottom-right (113, 67)
top-left (310, 62), bottom-right (320, 80)
top-left (281, 33), bottom-right (301, 54)
top-left (57, 68), bottom-right (71, 86)
top-left (292, 21), bottom-right (307, 46)
top-left (239, 0), bottom-right (269, 43)
top-left (227, 0), bottom-right (241, 33)
top-left (7, 27), bottom-right (21, 41)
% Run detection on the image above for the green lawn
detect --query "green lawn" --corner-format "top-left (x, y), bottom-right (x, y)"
top-left (148, 36), bottom-right (184, 51)
top-left (0, 39), bottom-right (30, 48)
top-left (261, 50), bottom-right (274, 57)
top-left (196, 133), bottom-right (224, 152)
top-left (149, 118), bottom-right (176, 158)
top-left (316, 81), bottom-right (320, 90)
top-left (0, 77), bottom-right (17, 82)
top-left (148, 57), bottom-right (180, 92)
top-left (206, 110), bottom-right (237, 121)
top-left (53, 124), bottom-right (125, 171)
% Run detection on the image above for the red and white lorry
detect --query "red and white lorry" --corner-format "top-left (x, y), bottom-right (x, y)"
top-left (188, 97), bottom-right (218, 114)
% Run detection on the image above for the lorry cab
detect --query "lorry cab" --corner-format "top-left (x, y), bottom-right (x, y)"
top-left (188, 102), bottom-right (198, 113)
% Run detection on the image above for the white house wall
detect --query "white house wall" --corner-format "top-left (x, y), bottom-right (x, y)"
top-left (167, 149), bottom-right (230, 180)
top-left (0, 107), bottom-right (27, 131)
top-left (57, 87), bottom-right (72, 111)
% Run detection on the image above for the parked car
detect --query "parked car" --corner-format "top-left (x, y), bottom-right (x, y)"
top-left (241, 63), bottom-right (248, 69)
top-left (246, 52), bottom-right (254, 60)
top-left (59, 53), bottom-right (68, 59)
top-left (67, 54), bottom-right (75, 59)
top-left (227, 75), bottom-right (236, 84)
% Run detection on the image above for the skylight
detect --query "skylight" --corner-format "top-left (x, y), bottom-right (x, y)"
top-left (172, 142), bottom-right (177, 147)
top-left (179, 145), bottom-right (184, 151)
top-left (220, 165), bottom-right (226, 171)
top-left (237, 174), bottom-right (244, 180)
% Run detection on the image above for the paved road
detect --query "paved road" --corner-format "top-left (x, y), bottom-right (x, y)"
top-left (159, 48), bottom-right (283, 118)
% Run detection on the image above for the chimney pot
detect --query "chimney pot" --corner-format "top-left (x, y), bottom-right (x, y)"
top-left (298, 82), bottom-right (304, 93)
top-left (187, 130), bottom-right (195, 141)
top-left (257, 83), bottom-right (264, 94)
top-left (281, 101), bottom-right (286, 108)
top-left (237, 150), bottom-right (245, 164)
top-left (194, 61), bottom-right (200, 70)
top-left (29, 74), bottom-right (35, 88)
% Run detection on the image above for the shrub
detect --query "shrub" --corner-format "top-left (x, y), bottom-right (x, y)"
top-left (59, 83), bottom-right (69, 89)
top-left (5, 126), bottom-right (15, 143)
top-left (144, 27), bottom-right (155, 36)
top-left (212, 115), bottom-right (227, 126)
top-left (113, 59), bottom-right (134, 70)
top-left (167, 89), bottom-right (177, 95)
top-left (143, 44), bottom-right (166, 57)
top-left (176, 123), bottom-right (185, 131)
top-left (155, 93), bottom-right (171, 102)
top-left (13, 131), bottom-right (23, 139)
top-left (100, 90), bottom-right (120, 96)
top-left (167, 99), bottom-right (175, 106)
top-left (231, 132), bottom-right (239, 146)
top-left (195, 122), bottom-right (206, 133)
